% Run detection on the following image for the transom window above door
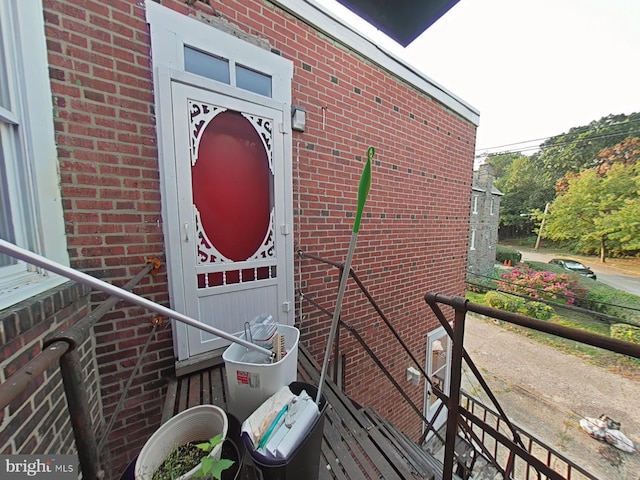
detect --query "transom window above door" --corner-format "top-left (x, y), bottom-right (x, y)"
top-left (184, 46), bottom-right (273, 97)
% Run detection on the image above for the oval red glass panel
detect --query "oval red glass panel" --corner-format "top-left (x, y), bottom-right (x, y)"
top-left (192, 110), bottom-right (271, 262)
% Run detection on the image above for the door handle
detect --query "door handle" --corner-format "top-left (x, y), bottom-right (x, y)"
top-left (184, 223), bottom-right (189, 242)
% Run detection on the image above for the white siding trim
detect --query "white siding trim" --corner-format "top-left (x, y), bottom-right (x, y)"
top-left (273, 0), bottom-right (479, 125)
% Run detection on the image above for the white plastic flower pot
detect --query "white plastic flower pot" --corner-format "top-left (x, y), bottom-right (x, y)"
top-left (135, 404), bottom-right (228, 480)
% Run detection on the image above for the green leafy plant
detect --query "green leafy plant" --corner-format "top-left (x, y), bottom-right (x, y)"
top-left (485, 291), bottom-right (554, 320)
top-left (611, 324), bottom-right (640, 344)
top-left (195, 434), bottom-right (234, 480)
top-left (152, 434), bottom-right (233, 480)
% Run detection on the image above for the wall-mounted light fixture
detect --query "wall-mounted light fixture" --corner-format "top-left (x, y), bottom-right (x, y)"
top-left (291, 105), bottom-right (306, 132)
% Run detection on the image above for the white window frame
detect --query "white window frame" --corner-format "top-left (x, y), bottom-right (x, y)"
top-left (0, 0), bottom-right (69, 309)
top-left (490, 197), bottom-right (495, 215)
top-left (470, 229), bottom-right (476, 250)
top-left (472, 194), bottom-right (479, 214)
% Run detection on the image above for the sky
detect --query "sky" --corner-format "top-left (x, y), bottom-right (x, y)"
top-left (317, 0), bottom-right (640, 157)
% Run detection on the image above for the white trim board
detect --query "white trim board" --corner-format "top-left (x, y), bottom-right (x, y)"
top-left (273, 0), bottom-right (480, 125)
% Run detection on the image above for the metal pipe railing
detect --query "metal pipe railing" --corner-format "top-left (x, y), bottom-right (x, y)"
top-left (0, 341), bottom-right (70, 410)
top-left (0, 240), bottom-right (273, 358)
top-left (298, 250), bottom-right (522, 471)
top-left (299, 289), bottom-right (449, 448)
top-left (0, 261), bottom-right (155, 410)
top-left (428, 293), bottom-right (640, 359)
top-left (60, 349), bottom-right (100, 480)
top-left (425, 292), bottom-right (639, 480)
top-left (425, 294), bottom-right (526, 448)
top-left (442, 306), bottom-right (466, 480)
top-left (0, 258), bottom-right (158, 480)
top-left (298, 250), bottom-right (432, 393)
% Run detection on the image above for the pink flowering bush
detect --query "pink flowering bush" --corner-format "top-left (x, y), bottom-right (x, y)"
top-left (498, 266), bottom-right (587, 305)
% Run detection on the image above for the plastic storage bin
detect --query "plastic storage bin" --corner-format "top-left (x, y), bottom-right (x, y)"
top-left (223, 324), bottom-right (299, 421)
top-left (245, 382), bottom-right (327, 480)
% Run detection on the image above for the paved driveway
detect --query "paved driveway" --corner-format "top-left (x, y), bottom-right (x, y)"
top-left (462, 314), bottom-right (640, 479)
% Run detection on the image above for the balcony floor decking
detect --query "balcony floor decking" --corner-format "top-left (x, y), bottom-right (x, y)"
top-left (161, 345), bottom-right (438, 480)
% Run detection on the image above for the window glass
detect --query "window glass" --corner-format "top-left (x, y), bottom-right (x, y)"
top-left (184, 46), bottom-right (230, 84)
top-left (0, 31), bottom-right (10, 110)
top-left (0, 133), bottom-right (16, 268)
top-left (236, 64), bottom-right (272, 97)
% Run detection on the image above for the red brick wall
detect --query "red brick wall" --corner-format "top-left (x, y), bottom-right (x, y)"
top-left (43, 0), bottom-right (174, 475)
top-left (0, 283), bottom-right (93, 456)
top-left (39, 0), bottom-right (475, 474)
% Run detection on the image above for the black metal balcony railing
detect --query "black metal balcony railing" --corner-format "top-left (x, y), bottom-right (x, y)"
top-left (423, 293), bottom-right (640, 480)
top-left (0, 260), bottom-right (159, 480)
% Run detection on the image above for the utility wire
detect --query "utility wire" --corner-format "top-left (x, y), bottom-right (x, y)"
top-left (475, 128), bottom-right (640, 159)
top-left (476, 119), bottom-right (640, 155)
top-left (476, 117), bottom-right (640, 153)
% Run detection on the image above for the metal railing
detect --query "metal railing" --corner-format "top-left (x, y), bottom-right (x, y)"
top-left (0, 260), bottom-right (160, 480)
top-left (297, 250), bottom-right (452, 444)
top-left (459, 392), bottom-right (599, 480)
top-left (298, 250), bottom-right (511, 475)
top-left (425, 293), bottom-right (640, 480)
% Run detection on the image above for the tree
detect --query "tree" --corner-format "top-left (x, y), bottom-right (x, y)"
top-left (544, 162), bottom-right (640, 261)
top-left (537, 112), bottom-right (640, 185)
top-left (485, 152), bottom-right (523, 178)
top-left (596, 136), bottom-right (640, 174)
top-left (487, 153), bottom-right (555, 238)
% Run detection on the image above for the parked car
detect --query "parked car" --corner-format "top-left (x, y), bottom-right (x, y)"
top-left (548, 259), bottom-right (597, 280)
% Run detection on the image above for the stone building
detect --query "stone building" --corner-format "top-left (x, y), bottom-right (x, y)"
top-left (468, 163), bottom-right (503, 276)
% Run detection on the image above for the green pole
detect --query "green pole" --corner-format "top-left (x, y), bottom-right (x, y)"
top-left (316, 147), bottom-right (373, 405)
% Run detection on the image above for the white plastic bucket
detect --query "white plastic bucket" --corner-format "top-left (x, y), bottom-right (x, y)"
top-left (223, 324), bottom-right (299, 421)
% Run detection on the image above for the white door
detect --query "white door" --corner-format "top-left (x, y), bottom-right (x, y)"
top-left (169, 79), bottom-right (293, 359)
top-left (423, 327), bottom-right (452, 439)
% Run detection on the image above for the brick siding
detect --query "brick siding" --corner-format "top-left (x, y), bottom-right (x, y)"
top-left (3, 0), bottom-right (476, 476)
top-left (0, 283), bottom-right (94, 456)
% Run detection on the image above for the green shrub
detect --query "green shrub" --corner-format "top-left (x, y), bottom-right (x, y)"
top-left (466, 266), bottom-right (506, 292)
top-left (580, 283), bottom-right (640, 322)
top-left (611, 324), bottom-right (640, 344)
top-left (485, 291), bottom-right (554, 320)
top-left (496, 245), bottom-right (522, 264)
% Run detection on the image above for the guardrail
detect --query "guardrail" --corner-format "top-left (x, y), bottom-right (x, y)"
top-left (425, 293), bottom-right (640, 480)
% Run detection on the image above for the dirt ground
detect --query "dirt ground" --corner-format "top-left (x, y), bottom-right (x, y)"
top-left (461, 314), bottom-right (640, 480)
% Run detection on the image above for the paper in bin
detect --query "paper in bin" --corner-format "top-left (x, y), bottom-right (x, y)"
top-left (274, 395), bottom-right (320, 459)
top-left (241, 385), bottom-right (294, 446)
top-left (264, 414), bottom-right (289, 457)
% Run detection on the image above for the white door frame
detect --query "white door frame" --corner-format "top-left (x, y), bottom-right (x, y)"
top-left (423, 326), bottom-right (452, 440)
top-left (147, 1), bottom-right (293, 360)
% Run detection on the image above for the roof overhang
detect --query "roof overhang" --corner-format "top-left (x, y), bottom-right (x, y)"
top-left (334, 0), bottom-right (460, 46)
